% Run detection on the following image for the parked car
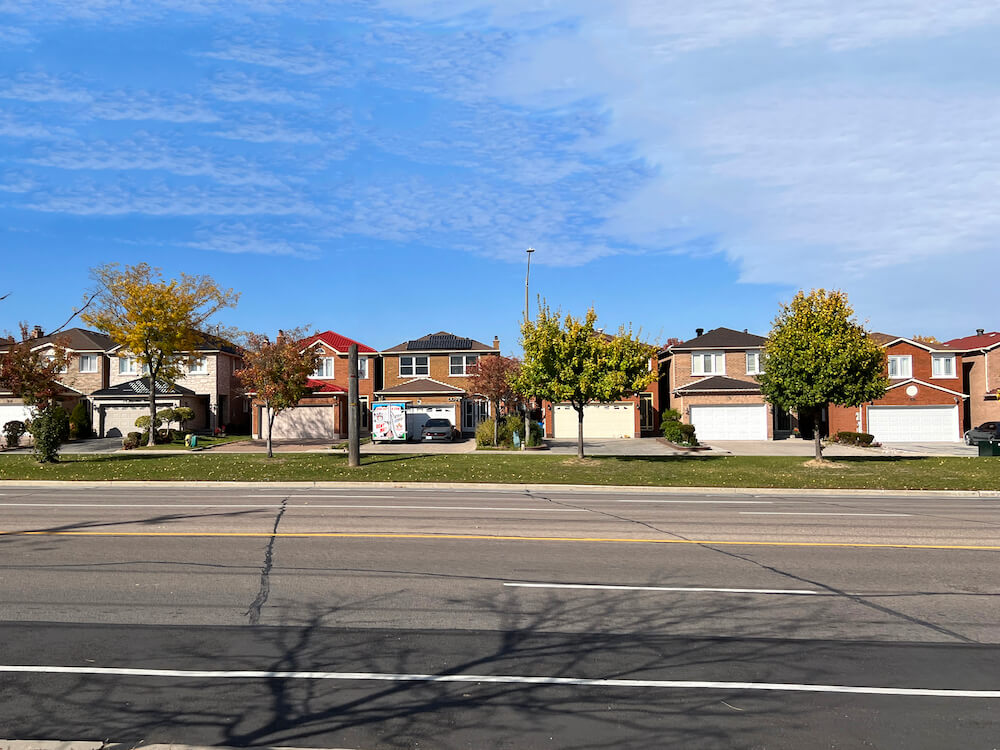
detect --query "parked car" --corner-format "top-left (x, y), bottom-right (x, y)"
top-left (964, 421), bottom-right (1000, 445)
top-left (420, 418), bottom-right (455, 442)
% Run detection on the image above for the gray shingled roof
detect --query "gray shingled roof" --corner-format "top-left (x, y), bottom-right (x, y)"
top-left (24, 327), bottom-right (117, 352)
top-left (383, 331), bottom-right (494, 353)
top-left (674, 375), bottom-right (762, 394)
top-left (376, 378), bottom-right (466, 396)
top-left (673, 327), bottom-right (765, 350)
top-left (92, 378), bottom-right (195, 397)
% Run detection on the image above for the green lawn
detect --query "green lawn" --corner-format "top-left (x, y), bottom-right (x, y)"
top-left (0, 453), bottom-right (998, 490)
top-left (134, 434), bottom-right (252, 451)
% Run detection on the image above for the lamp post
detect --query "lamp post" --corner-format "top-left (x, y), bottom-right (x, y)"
top-left (523, 247), bottom-right (535, 450)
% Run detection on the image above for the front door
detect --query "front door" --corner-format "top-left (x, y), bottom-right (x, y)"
top-left (639, 393), bottom-right (655, 434)
top-left (463, 399), bottom-right (489, 433)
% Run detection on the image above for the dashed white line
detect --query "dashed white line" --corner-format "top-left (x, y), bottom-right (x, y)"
top-left (614, 500), bottom-right (772, 504)
top-left (503, 582), bottom-right (818, 595)
top-left (739, 512), bottom-right (911, 517)
top-left (0, 665), bottom-right (995, 698)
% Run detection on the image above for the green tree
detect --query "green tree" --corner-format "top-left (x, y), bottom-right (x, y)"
top-left (514, 304), bottom-right (656, 458)
top-left (758, 289), bottom-right (888, 462)
top-left (83, 263), bottom-right (238, 446)
top-left (234, 329), bottom-right (321, 458)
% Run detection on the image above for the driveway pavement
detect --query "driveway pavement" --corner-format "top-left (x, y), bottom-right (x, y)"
top-left (880, 442), bottom-right (978, 457)
top-left (704, 439), bottom-right (873, 457)
top-left (1, 437), bottom-right (123, 454)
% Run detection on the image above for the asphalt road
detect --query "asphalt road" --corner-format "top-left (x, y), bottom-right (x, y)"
top-left (0, 483), bottom-right (998, 748)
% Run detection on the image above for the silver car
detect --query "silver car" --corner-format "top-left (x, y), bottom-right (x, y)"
top-left (964, 421), bottom-right (999, 445)
top-left (420, 418), bottom-right (455, 442)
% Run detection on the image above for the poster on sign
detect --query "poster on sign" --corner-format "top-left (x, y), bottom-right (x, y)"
top-left (371, 402), bottom-right (407, 442)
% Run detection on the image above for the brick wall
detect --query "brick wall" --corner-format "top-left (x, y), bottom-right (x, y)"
top-left (381, 351), bottom-right (498, 392)
top-left (966, 349), bottom-right (1000, 426)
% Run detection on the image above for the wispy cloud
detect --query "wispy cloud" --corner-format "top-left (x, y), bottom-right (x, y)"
top-left (181, 222), bottom-right (320, 258)
top-left (0, 25), bottom-right (36, 45)
top-left (205, 72), bottom-right (320, 105)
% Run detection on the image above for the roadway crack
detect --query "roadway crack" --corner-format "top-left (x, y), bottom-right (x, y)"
top-left (245, 496), bottom-right (287, 626)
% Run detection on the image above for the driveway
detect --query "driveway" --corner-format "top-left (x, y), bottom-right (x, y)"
top-left (541, 438), bottom-right (683, 456)
top-left (702, 438), bottom-right (978, 457)
top-left (1, 437), bottom-right (123, 454)
top-left (880, 442), bottom-right (978, 457)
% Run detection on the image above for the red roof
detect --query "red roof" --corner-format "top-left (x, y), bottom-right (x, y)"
top-left (941, 331), bottom-right (1000, 351)
top-left (306, 379), bottom-right (347, 394)
top-left (305, 330), bottom-right (377, 354)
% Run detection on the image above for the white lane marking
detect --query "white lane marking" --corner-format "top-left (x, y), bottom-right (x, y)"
top-left (614, 500), bottom-right (772, 504)
top-left (504, 583), bottom-right (818, 595)
top-left (0, 665), bottom-right (995, 698)
top-left (739, 512), bottom-right (911, 517)
top-left (248, 494), bottom-right (406, 499)
top-left (0, 502), bottom-right (583, 513)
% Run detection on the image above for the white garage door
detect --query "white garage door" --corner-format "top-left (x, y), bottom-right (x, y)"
top-left (690, 405), bottom-right (767, 441)
top-left (101, 406), bottom-right (151, 438)
top-left (406, 405), bottom-right (456, 436)
top-left (552, 403), bottom-right (635, 439)
top-left (268, 406), bottom-right (337, 440)
top-left (867, 405), bottom-right (958, 443)
top-left (0, 404), bottom-right (32, 444)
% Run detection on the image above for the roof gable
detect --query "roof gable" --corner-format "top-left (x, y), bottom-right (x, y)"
top-left (23, 327), bottom-right (116, 352)
top-left (92, 377), bottom-right (195, 397)
top-left (305, 330), bottom-right (377, 355)
top-left (674, 327), bottom-right (765, 350)
top-left (674, 375), bottom-right (762, 394)
top-left (376, 377), bottom-right (466, 395)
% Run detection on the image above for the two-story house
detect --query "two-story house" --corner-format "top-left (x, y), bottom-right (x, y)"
top-left (941, 330), bottom-right (1000, 434)
top-left (828, 334), bottom-right (967, 442)
top-left (92, 331), bottom-right (246, 437)
top-left (251, 330), bottom-right (377, 441)
top-left (375, 331), bottom-right (499, 436)
top-left (0, 326), bottom-right (115, 434)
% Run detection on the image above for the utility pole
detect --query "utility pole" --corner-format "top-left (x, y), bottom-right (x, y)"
top-left (348, 343), bottom-right (360, 467)
top-left (523, 247), bottom-right (535, 450)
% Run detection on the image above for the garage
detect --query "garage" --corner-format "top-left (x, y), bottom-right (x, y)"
top-left (0, 403), bottom-right (32, 428)
top-left (867, 405), bottom-right (959, 443)
top-left (689, 404), bottom-right (767, 441)
top-left (406, 404), bottom-right (456, 436)
top-left (100, 406), bottom-right (150, 438)
top-left (552, 403), bottom-right (635, 439)
top-left (266, 405), bottom-right (338, 440)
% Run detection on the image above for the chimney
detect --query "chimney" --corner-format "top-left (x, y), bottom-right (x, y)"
top-left (493, 336), bottom-right (500, 350)
top-left (977, 328), bottom-right (985, 336)
top-left (30, 325), bottom-right (43, 340)
top-left (743, 328), bottom-right (748, 334)
top-left (695, 328), bottom-right (704, 337)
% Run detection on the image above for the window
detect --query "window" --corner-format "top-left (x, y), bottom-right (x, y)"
top-left (118, 356), bottom-right (148, 376)
top-left (450, 354), bottom-right (479, 376)
top-left (313, 357), bottom-right (335, 379)
top-left (887, 355), bottom-right (912, 379)
top-left (746, 351), bottom-right (763, 375)
top-left (931, 354), bottom-right (955, 378)
top-left (188, 357), bottom-right (208, 375)
top-left (691, 351), bottom-right (725, 376)
top-left (79, 354), bottom-right (98, 373)
top-left (358, 356), bottom-right (369, 379)
top-left (399, 355), bottom-right (429, 377)
top-left (44, 354), bottom-right (68, 374)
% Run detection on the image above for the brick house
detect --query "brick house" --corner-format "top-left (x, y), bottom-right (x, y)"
top-left (941, 329), bottom-right (1000, 434)
top-left (661, 327), bottom-right (785, 441)
top-left (0, 326), bottom-right (116, 436)
top-left (827, 334), bottom-right (967, 442)
top-left (375, 331), bottom-right (499, 436)
top-left (251, 330), bottom-right (377, 441)
top-left (95, 332), bottom-right (246, 437)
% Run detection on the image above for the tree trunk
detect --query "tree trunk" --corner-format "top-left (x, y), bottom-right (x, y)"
top-left (266, 407), bottom-right (275, 459)
top-left (493, 399), bottom-right (499, 446)
top-left (576, 404), bottom-right (585, 459)
top-left (814, 420), bottom-right (823, 461)
top-left (147, 367), bottom-right (157, 447)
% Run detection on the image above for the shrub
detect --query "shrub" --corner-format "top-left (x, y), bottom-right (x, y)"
top-left (476, 416), bottom-right (542, 448)
top-left (475, 418), bottom-right (497, 448)
top-left (833, 431), bottom-right (874, 446)
top-left (173, 406), bottom-right (195, 429)
top-left (135, 414), bottom-right (163, 430)
top-left (661, 409), bottom-right (698, 446)
top-left (3, 419), bottom-right (26, 448)
top-left (69, 401), bottom-right (91, 440)
top-left (122, 432), bottom-right (141, 450)
top-left (28, 403), bottom-right (69, 462)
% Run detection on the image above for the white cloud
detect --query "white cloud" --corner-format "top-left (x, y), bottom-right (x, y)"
top-left (0, 26), bottom-right (35, 45)
top-left (182, 222), bottom-right (320, 258)
top-left (205, 72), bottom-right (319, 105)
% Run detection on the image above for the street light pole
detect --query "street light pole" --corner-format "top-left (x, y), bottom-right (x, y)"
top-left (523, 247), bottom-right (535, 450)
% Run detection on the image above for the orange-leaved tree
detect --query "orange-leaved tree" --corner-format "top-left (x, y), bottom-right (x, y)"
top-left (83, 264), bottom-right (238, 446)
top-left (235, 329), bottom-right (321, 458)
top-left (468, 355), bottom-right (521, 446)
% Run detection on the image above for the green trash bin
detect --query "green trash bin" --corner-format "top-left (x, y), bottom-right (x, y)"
top-left (978, 439), bottom-right (1000, 457)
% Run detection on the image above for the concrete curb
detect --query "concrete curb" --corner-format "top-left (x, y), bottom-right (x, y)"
top-left (1, 479), bottom-right (998, 498)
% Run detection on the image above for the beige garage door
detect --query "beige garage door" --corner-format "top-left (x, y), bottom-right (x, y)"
top-left (552, 403), bottom-right (635, 439)
top-left (101, 406), bottom-right (150, 437)
top-left (267, 406), bottom-right (337, 440)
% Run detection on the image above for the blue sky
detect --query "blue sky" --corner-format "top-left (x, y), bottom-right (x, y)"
top-left (2, 1), bottom-right (998, 352)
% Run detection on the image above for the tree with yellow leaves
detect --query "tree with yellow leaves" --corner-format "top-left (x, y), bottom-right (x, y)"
top-left (83, 264), bottom-right (239, 446)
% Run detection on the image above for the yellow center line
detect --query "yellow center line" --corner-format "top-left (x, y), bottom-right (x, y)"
top-left (1, 530), bottom-right (998, 550)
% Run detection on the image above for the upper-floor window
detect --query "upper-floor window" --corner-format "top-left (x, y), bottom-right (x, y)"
top-left (931, 354), bottom-right (956, 378)
top-left (691, 351), bottom-right (725, 376)
top-left (450, 354), bottom-right (479, 376)
top-left (746, 351), bottom-right (764, 375)
top-left (44, 354), bottom-right (68, 374)
top-left (79, 354), bottom-right (98, 373)
top-left (358, 356), bottom-right (369, 379)
top-left (313, 357), bottom-right (335, 379)
top-left (888, 355), bottom-right (912, 379)
top-left (118, 356), bottom-right (149, 376)
top-left (399, 355), bottom-right (429, 377)
top-left (188, 357), bottom-right (208, 375)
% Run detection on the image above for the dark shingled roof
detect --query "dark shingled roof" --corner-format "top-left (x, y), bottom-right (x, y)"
top-left (24, 327), bottom-right (116, 352)
top-left (673, 327), bottom-right (765, 350)
top-left (92, 377), bottom-right (195, 397)
top-left (674, 376), bottom-right (762, 394)
top-left (376, 378), bottom-right (466, 396)
top-left (868, 332), bottom-right (898, 345)
top-left (383, 331), bottom-right (494, 353)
